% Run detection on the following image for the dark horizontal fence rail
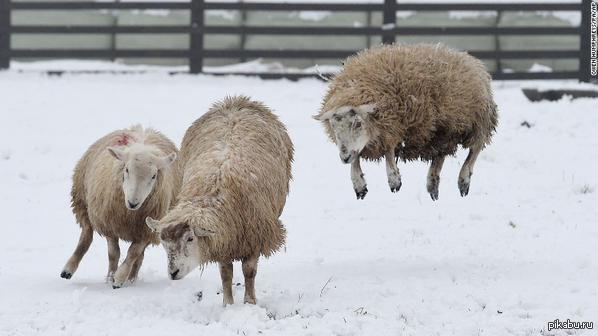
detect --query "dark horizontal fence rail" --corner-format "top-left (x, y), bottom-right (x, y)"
top-left (7, 1), bottom-right (581, 11)
top-left (9, 26), bottom-right (581, 36)
top-left (0, 0), bottom-right (593, 81)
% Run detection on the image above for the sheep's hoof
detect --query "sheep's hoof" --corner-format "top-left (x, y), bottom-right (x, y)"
top-left (355, 187), bottom-right (368, 200)
top-left (244, 297), bottom-right (257, 305)
top-left (428, 185), bottom-right (439, 201)
top-left (105, 273), bottom-right (115, 284)
top-left (390, 182), bottom-right (402, 193)
top-left (112, 278), bottom-right (124, 289)
top-left (388, 174), bottom-right (402, 193)
top-left (60, 271), bottom-right (72, 279)
top-left (458, 178), bottom-right (470, 197)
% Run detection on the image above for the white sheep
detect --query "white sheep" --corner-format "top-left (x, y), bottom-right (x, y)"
top-left (146, 96), bottom-right (294, 305)
top-left (315, 43), bottom-right (498, 200)
top-left (61, 125), bottom-right (180, 288)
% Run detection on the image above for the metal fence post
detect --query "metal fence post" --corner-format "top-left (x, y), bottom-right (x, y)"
top-left (382, 0), bottom-right (396, 44)
top-left (579, 0), bottom-right (596, 82)
top-left (190, 0), bottom-right (204, 74)
top-left (0, 0), bottom-right (9, 70)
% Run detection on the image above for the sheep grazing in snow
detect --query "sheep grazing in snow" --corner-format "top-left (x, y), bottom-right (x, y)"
top-left (314, 43), bottom-right (498, 200)
top-left (61, 125), bottom-right (180, 288)
top-left (146, 96), bottom-right (293, 306)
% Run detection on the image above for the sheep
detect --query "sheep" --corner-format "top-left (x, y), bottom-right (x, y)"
top-left (145, 96), bottom-right (293, 306)
top-left (314, 43), bottom-right (498, 200)
top-left (61, 125), bottom-right (180, 288)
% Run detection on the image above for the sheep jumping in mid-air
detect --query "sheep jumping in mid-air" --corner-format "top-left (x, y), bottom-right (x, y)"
top-left (146, 96), bottom-right (293, 306)
top-left (314, 43), bottom-right (498, 200)
top-left (61, 125), bottom-right (179, 288)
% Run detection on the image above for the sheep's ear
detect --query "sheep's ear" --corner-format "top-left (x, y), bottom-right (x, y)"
top-left (145, 217), bottom-right (161, 233)
top-left (107, 147), bottom-right (128, 161)
top-left (356, 104), bottom-right (377, 115)
top-left (312, 109), bottom-right (335, 121)
top-left (158, 152), bottom-right (177, 169)
top-left (193, 226), bottom-right (215, 237)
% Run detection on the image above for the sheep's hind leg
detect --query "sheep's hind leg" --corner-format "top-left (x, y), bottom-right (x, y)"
top-left (427, 156), bottom-right (445, 201)
top-left (219, 261), bottom-right (234, 306)
top-left (105, 237), bottom-right (120, 283)
top-left (351, 157), bottom-right (368, 200)
top-left (112, 242), bottom-right (147, 289)
top-left (242, 254), bottom-right (259, 304)
top-left (127, 249), bottom-right (145, 283)
top-left (61, 224), bottom-right (93, 279)
top-left (458, 144), bottom-right (483, 197)
top-left (385, 149), bottom-right (402, 193)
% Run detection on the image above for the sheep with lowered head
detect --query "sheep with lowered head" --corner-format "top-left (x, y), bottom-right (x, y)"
top-left (314, 43), bottom-right (498, 200)
top-left (146, 96), bottom-right (293, 305)
top-left (61, 125), bottom-right (179, 288)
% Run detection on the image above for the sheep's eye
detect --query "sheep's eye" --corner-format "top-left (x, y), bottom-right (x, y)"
top-left (187, 237), bottom-right (193, 242)
top-left (152, 174), bottom-right (157, 180)
top-left (334, 116), bottom-right (342, 122)
top-left (354, 121), bottom-right (362, 128)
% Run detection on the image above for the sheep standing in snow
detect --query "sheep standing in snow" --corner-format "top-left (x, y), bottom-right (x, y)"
top-left (61, 125), bottom-right (179, 288)
top-left (146, 96), bottom-right (293, 306)
top-left (314, 43), bottom-right (498, 200)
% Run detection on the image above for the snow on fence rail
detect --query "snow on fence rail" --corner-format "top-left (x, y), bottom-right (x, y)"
top-left (0, 0), bottom-right (595, 81)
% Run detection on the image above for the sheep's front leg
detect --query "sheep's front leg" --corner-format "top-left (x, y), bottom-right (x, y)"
top-left (106, 237), bottom-right (120, 283)
top-left (427, 156), bottom-right (445, 201)
top-left (61, 225), bottom-right (93, 279)
top-left (351, 157), bottom-right (368, 200)
top-left (458, 144), bottom-right (482, 196)
top-left (385, 149), bottom-right (402, 193)
top-left (242, 254), bottom-right (259, 304)
top-left (127, 249), bottom-right (145, 283)
top-left (112, 242), bottom-right (147, 289)
top-left (219, 261), bottom-right (234, 306)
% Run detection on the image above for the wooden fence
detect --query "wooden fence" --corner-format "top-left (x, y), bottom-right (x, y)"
top-left (0, 0), bottom-right (596, 81)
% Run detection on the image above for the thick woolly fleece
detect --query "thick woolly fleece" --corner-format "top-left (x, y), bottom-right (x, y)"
top-left (71, 125), bottom-right (180, 244)
top-left (319, 43), bottom-right (498, 161)
top-left (158, 96), bottom-right (294, 263)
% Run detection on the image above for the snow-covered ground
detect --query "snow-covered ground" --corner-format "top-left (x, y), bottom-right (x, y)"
top-left (0, 67), bottom-right (596, 336)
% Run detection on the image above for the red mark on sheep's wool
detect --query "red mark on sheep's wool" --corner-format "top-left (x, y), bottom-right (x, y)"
top-left (117, 134), bottom-right (130, 146)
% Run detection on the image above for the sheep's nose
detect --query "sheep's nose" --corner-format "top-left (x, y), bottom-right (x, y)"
top-left (170, 269), bottom-right (180, 280)
top-left (128, 201), bottom-right (139, 209)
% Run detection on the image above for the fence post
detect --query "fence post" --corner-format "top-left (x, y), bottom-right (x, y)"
top-left (382, 0), bottom-right (396, 44)
top-left (0, 0), bottom-right (9, 70)
top-left (579, 0), bottom-right (597, 82)
top-left (190, 0), bottom-right (204, 74)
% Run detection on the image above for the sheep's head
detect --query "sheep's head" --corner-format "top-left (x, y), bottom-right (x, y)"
top-left (313, 104), bottom-right (377, 164)
top-left (107, 144), bottom-right (176, 210)
top-left (145, 216), bottom-right (214, 280)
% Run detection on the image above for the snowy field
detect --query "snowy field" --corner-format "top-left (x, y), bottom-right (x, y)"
top-left (0, 67), bottom-right (597, 336)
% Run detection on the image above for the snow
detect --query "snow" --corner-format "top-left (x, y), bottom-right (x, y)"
top-left (0, 65), bottom-right (597, 336)
top-left (528, 63), bottom-right (553, 73)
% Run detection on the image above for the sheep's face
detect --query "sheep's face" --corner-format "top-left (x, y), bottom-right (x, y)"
top-left (159, 223), bottom-right (202, 280)
top-left (107, 145), bottom-right (176, 210)
top-left (314, 104), bottom-right (376, 164)
top-left (145, 217), bottom-right (215, 280)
